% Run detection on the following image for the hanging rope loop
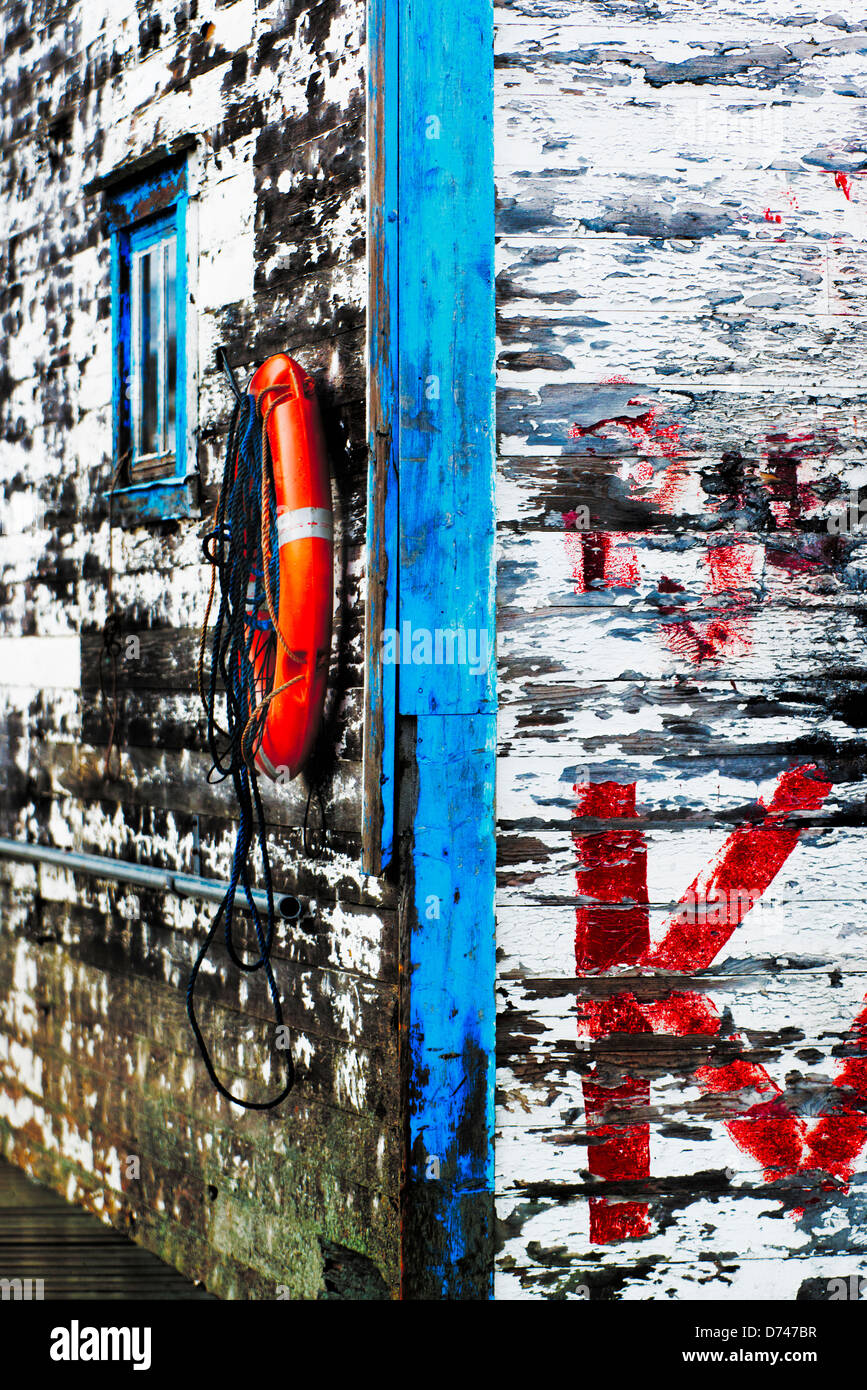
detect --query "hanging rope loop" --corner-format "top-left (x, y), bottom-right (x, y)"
top-left (189, 388), bottom-right (296, 1110)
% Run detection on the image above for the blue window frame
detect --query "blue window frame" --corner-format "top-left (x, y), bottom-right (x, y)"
top-left (107, 159), bottom-right (194, 521)
top-left (129, 214), bottom-right (179, 477)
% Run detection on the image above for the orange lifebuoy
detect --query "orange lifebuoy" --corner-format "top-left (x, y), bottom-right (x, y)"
top-left (245, 354), bottom-right (333, 781)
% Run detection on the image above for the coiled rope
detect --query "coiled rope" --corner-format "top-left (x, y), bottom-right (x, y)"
top-left (189, 384), bottom-right (300, 1110)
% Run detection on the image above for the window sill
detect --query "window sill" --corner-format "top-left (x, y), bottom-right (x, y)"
top-left (109, 475), bottom-right (199, 526)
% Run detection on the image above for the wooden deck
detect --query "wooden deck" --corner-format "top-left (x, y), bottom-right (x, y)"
top-left (0, 1161), bottom-right (215, 1299)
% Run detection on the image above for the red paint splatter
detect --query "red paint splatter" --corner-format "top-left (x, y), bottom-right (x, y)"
top-left (566, 377), bottom-right (691, 526)
top-left (659, 543), bottom-right (763, 667)
top-left (727, 1099), bottom-right (807, 1181)
top-left (763, 208), bottom-right (783, 224)
top-left (706, 543), bottom-right (759, 596)
top-left (835, 172), bottom-right (852, 200)
top-left (657, 574), bottom-right (683, 593)
top-left (559, 391), bottom-right (839, 669)
top-left (764, 548), bottom-right (817, 577)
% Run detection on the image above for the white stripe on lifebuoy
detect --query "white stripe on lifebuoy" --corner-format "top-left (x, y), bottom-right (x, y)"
top-left (255, 743), bottom-right (282, 781)
top-left (276, 507), bottom-right (333, 547)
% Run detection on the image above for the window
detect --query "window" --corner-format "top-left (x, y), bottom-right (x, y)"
top-left (130, 216), bottom-right (178, 479)
top-left (105, 155), bottom-right (195, 521)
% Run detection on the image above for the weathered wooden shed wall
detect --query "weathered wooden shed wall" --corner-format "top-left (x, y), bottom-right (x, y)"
top-left (0, 0), bottom-right (399, 1298)
top-left (494, 1), bottom-right (867, 1298)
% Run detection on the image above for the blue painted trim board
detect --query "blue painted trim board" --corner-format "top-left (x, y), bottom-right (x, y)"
top-left (396, 0), bottom-right (496, 1297)
top-left (364, 0), bottom-right (400, 874)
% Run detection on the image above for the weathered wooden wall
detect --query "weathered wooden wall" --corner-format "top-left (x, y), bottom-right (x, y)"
top-left (494, 0), bottom-right (867, 1298)
top-left (0, 0), bottom-right (399, 1298)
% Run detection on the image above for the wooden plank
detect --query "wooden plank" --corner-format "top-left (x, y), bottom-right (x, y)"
top-left (362, 0), bottom-right (399, 875)
top-left (78, 625), bottom-right (362, 698)
top-left (499, 529), bottom-right (867, 607)
top-left (495, 83), bottom-right (867, 178)
top-left (0, 795), bottom-right (396, 911)
top-left (80, 687), bottom-right (364, 762)
top-left (496, 167), bottom-right (867, 243)
top-left (497, 381), bottom-right (867, 459)
top-left (496, 1), bottom-right (867, 21)
top-left (397, 0), bottom-right (497, 1299)
top-left (498, 240), bottom-right (867, 317)
top-left (0, 903), bottom-right (396, 1049)
top-left (0, 738), bottom-right (364, 834)
top-left (0, 878), bottom-right (397, 983)
top-left (497, 757), bottom-right (863, 828)
top-left (496, 891), bottom-right (867, 969)
top-left (499, 605), bottom-right (867, 685)
top-left (398, 8), bottom-right (496, 720)
top-left (405, 713), bottom-right (497, 1296)
top-left (498, 677), bottom-right (867, 749)
top-left (0, 936), bottom-right (397, 1120)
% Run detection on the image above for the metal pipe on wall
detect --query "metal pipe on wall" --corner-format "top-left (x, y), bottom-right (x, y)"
top-left (0, 837), bottom-right (305, 921)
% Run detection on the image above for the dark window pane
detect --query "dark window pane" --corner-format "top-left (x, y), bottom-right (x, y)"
top-left (165, 238), bottom-right (177, 454)
top-left (139, 248), bottom-right (160, 457)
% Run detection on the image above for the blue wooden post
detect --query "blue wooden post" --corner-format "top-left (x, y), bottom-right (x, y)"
top-left (396, 0), bottom-right (496, 1298)
top-left (363, 0), bottom-right (400, 875)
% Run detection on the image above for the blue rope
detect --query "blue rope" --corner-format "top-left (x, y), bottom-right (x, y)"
top-left (188, 394), bottom-right (294, 1110)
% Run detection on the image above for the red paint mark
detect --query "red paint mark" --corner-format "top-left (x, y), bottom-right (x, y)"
top-left (659, 543), bottom-right (763, 667)
top-left (727, 1098), bottom-right (808, 1181)
top-left (583, 1077), bottom-right (651, 1242)
top-left (764, 547), bottom-right (818, 576)
top-left (564, 525), bottom-right (834, 668)
top-left (632, 460), bottom-right (655, 485)
top-left (835, 172), bottom-right (852, 200)
top-left (569, 406), bottom-right (684, 461)
top-left (648, 765), bottom-right (831, 1184)
top-left (564, 533), bottom-right (763, 664)
top-left (656, 574), bottom-right (685, 602)
top-left (573, 781), bottom-right (651, 1240)
top-left (566, 377), bottom-right (691, 525)
top-left (573, 766), bottom-right (853, 1240)
top-left (645, 764), bottom-right (832, 972)
top-left (574, 781), bottom-right (649, 972)
top-left (568, 378), bottom-right (685, 465)
top-left (706, 543), bottom-right (759, 596)
top-left (763, 208), bottom-right (783, 224)
top-left (564, 532), bottom-right (639, 595)
top-left (802, 999), bottom-right (867, 1180)
top-left (761, 441), bottom-right (821, 524)
top-left (559, 388), bottom-right (847, 667)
